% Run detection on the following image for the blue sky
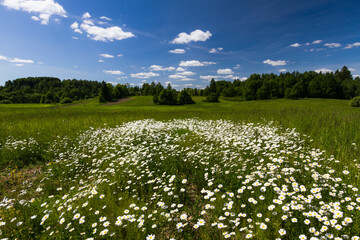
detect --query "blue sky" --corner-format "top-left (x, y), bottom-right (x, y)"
top-left (0, 0), bottom-right (360, 88)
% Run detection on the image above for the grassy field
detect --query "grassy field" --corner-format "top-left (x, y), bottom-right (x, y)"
top-left (0, 97), bottom-right (359, 239)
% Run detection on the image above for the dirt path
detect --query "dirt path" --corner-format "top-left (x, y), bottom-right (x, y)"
top-left (103, 98), bottom-right (133, 106)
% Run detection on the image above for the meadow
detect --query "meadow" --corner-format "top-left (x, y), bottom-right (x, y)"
top-left (0, 97), bottom-right (359, 239)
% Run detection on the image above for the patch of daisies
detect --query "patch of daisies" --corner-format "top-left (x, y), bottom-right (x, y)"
top-left (0, 119), bottom-right (359, 239)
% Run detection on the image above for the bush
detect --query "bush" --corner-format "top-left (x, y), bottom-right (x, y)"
top-left (0, 99), bottom-right (12, 104)
top-left (60, 97), bottom-right (73, 104)
top-left (178, 90), bottom-right (195, 105)
top-left (205, 93), bottom-right (219, 103)
top-left (350, 96), bottom-right (360, 107)
top-left (157, 89), bottom-right (178, 105)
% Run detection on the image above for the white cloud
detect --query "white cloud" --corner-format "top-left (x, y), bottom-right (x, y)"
top-left (324, 43), bottom-right (341, 48)
top-left (315, 68), bottom-right (333, 73)
top-left (72, 36), bottom-right (79, 40)
top-left (1, 0), bottom-right (67, 25)
top-left (169, 49), bottom-right (185, 54)
top-left (279, 69), bottom-right (287, 72)
top-left (15, 63), bottom-right (24, 67)
top-left (200, 75), bottom-right (218, 80)
top-left (290, 43), bottom-right (301, 47)
top-left (183, 84), bottom-right (193, 87)
top-left (180, 71), bottom-right (195, 76)
top-left (217, 68), bottom-right (233, 75)
top-left (263, 59), bottom-right (287, 66)
top-left (100, 16), bottom-right (111, 21)
top-left (100, 53), bottom-right (114, 58)
top-left (312, 40), bottom-right (323, 44)
top-left (116, 76), bottom-right (128, 80)
top-left (131, 72), bottom-right (160, 79)
top-left (82, 12), bottom-right (91, 19)
top-left (234, 64), bottom-right (241, 69)
top-left (103, 70), bottom-right (124, 75)
top-left (169, 74), bottom-right (185, 79)
top-left (0, 55), bottom-right (8, 61)
top-left (344, 42), bottom-right (360, 49)
top-left (349, 68), bottom-right (356, 72)
top-left (222, 75), bottom-right (240, 79)
top-left (0, 55), bottom-right (34, 64)
top-left (179, 78), bottom-right (194, 81)
top-left (98, 60), bottom-right (104, 63)
top-left (240, 77), bottom-right (248, 81)
top-left (179, 60), bottom-right (216, 67)
top-left (149, 65), bottom-right (175, 71)
top-left (117, 54), bottom-right (123, 57)
top-left (71, 14), bottom-right (135, 42)
top-left (171, 29), bottom-right (212, 44)
top-left (9, 57), bottom-right (34, 63)
top-left (209, 47), bottom-right (223, 53)
top-left (176, 67), bottom-right (186, 72)
top-left (353, 75), bottom-right (360, 78)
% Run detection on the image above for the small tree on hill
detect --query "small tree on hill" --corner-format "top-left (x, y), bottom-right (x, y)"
top-left (350, 96), bottom-right (360, 107)
top-left (178, 90), bottom-right (195, 105)
top-left (157, 89), bottom-right (178, 105)
top-left (205, 92), bottom-right (219, 102)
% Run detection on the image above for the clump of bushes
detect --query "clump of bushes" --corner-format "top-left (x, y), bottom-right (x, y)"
top-left (204, 93), bottom-right (219, 103)
top-left (0, 100), bottom-right (12, 104)
top-left (60, 97), bottom-right (73, 104)
top-left (153, 89), bottom-right (195, 105)
top-left (350, 96), bottom-right (360, 107)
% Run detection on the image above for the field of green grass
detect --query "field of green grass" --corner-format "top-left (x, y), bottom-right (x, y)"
top-left (0, 97), bottom-right (359, 239)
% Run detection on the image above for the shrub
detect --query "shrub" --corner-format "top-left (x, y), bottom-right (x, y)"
top-left (60, 97), bottom-right (73, 104)
top-left (350, 96), bottom-right (360, 107)
top-left (178, 90), bottom-right (195, 105)
top-left (157, 89), bottom-right (178, 105)
top-left (205, 93), bottom-right (219, 103)
top-left (0, 99), bottom-right (12, 104)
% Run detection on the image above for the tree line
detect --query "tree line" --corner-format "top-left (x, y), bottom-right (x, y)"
top-left (201, 66), bottom-right (360, 100)
top-left (0, 77), bottom-right (102, 104)
top-left (1, 66), bottom-right (359, 104)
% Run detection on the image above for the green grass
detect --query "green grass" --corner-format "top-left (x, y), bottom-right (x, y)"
top-left (1, 97), bottom-right (360, 239)
top-left (0, 96), bottom-right (359, 168)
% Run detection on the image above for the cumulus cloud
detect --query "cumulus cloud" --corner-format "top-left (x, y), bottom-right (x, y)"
top-left (179, 60), bottom-right (216, 67)
top-left (70, 14), bottom-right (135, 42)
top-left (234, 64), bottom-right (241, 69)
top-left (171, 29), bottom-right (212, 44)
top-left (1, 0), bottom-right (67, 25)
top-left (131, 72), bottom-right (160, 79)
top-left (176, 67), bottom-right (186, 72)
top-left (324, 43), bottom-right (342, 48)
top-left (98, 60), bottom-right (104, 63)
top-left (344, 42), bottom-right (360, 49)
top-left (103, 70), bottom-right (124, 75)
top-left (290, 43), bottom-right (301, 47)
top-left (100, 53), bottom-right (114, 58)
top-left (0, 55), bottom-right (34, 65)
top-left (279, 69), bottom-right (287, 72)
top-left (209, 47), bottom-right (223, 53)
top-left (169, 74), bottom-right (185, 79)
top-left (82, 12), bottom-right (91, 19)
top-left (217, 69), bottom-right (233, 75)
top-left (349, 68), bottom-right (356, 72)
top-left (354, 75), bottom-right (360, 78)
top-left (149, 65), bottom-right (175, 71)
top-left (117, 54), bottom-right (123, 57)
top-left (240, 77), bottom-right (248, 81)
top-left (169, 49), bottom-right (185, 54)
top-left (315, 68), bottom-right (333, 73)
top-left (312, 40), bottom-right (323, 44)
top-left (200, 75), bottom-right (218, 81)
top-left (9, 58), bottom-right (34, 63)
top-left (263, 59), bottom-right (287, 66)
top-left (100, 16), bottom-right (111, 21)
